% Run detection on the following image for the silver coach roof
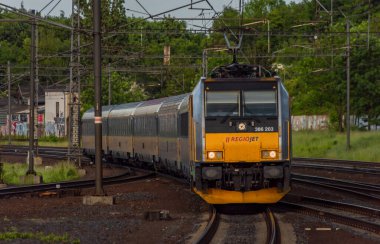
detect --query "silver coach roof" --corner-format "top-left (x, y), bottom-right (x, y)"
top-left (158, 93), bottom-right (190, 114)
top-left (108, 102), bottom-right (142, 118)
top-left (133, 97), bottom-right (166, 116)
top-left (82, 105), bottom-right (115, 120)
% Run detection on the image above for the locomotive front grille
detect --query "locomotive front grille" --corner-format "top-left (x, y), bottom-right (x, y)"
top-left (222, 164), bottom-right (263, 191)
top-left (197, 163), bottom-right (286, 191)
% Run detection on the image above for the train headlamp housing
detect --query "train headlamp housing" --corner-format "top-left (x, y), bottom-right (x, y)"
top-left (207, 151), bottom-right (223, 160)
top-left (261, 150), bottom-right (278, 159)
top-left (202, 167), bottom-right (222, 180)
top-left (263, 166), bottom-right (283, 179)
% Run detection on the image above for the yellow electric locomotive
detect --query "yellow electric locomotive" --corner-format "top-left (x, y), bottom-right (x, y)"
top-left (82, 63), bottom-right (291, 204)
top-left (190, 63), bottom-right (291, 204)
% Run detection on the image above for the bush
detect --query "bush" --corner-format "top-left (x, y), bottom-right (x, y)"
top-left (1, 161), bottom-right (80, 185)
top-left (41, 162), bottom-right (80, 183)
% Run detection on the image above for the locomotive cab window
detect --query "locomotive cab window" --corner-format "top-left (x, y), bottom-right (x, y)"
top-left (206, 91), bottom-right (240, 117)
top-left (243, 90), bottom-right (277, 116)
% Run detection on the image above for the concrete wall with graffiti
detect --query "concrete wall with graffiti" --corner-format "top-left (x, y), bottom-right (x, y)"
top-left (0, 113), bottom-right (45, 137)
top-left (291, 115), bottom-right (329, 131)
top-left (44, 90), bottom-right (69, 137)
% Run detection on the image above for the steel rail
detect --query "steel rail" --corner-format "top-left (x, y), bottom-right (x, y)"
top-left (0, 145), bottom-right (90, 162)
top-left (293, 157), bottom-right (380, 168)
top-left (292, 162), bottom-right (380, 175)
top-left (194, 206), bottom-right (220, 244)
top-left (278, 201), bottom-right (380, 234)
top-left (292, 173), bottom-right (380, 190)
top-left (292, 178), bottom-right (380, 200)
top-left (265, 208), bottom-right (279, 244)
top-left (292, 173), bottom-right (380, 198)
top-left (287, 194), bottom-right (380, 217)
top-left (0, 171), bottom-right (155, 197)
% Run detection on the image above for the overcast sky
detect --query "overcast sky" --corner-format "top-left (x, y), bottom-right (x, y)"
top-left (0, 0), bottom-right (302, 19)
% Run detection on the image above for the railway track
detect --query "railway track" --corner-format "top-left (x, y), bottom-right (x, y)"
top-left (286, 194), bottom-right (380, 218)
top-left (0, 169), bottom-right (155, 197)
top-left (293, 157), bottom-right (380, 174)
top-left (292, 173), bottom-right (380, 200)
top-left (0, 145), bottom-right (89, 162)
top-left (194, 207), bottom-right (280, 244)
top-left (293, 162), bottom-right (380, 175)
top-left (277, 200), bottom-right (380, 234)
top-left (293, 157), bottom-right (380, 167)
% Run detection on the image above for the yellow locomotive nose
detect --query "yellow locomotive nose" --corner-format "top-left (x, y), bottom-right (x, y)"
top-left (205, 133), bottom-right (279, 162)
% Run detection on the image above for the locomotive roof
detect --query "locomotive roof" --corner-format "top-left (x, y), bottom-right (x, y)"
top-left (209, 63), bottom-right (277, 80)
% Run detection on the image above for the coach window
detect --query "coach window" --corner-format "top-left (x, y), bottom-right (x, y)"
top-left (243, 90), bottom-right (277, 116)
top-left (206, 91), bottom-right (240, 117)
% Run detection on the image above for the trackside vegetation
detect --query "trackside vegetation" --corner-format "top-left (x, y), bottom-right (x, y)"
top-left (293, 131), bottom-right (380, 162)
top-left (1, 161), bottom-right (79, 185)
top-left (0, 1), bottom-right (379, 127)
top-left (0, 136), bottom-right (68, 147)
top-left (0, 228), bottom-right (79, 243)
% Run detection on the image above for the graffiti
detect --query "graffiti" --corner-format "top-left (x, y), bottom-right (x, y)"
top-left (292, 115), bottom-right (328, 131)
top-left (45, 112), bottom-right (65, 137)
top-left (0, 119), bottom-right (28, 136)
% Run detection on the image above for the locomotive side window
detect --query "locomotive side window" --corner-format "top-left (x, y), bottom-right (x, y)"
top-left (243, 91), bottom-right (277, 116)
top-left (206, 91), bottom-right (240, 117)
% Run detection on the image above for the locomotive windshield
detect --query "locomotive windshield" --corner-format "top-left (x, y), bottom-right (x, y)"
top-left (243, 90), bottom-right (277, 116)
top-left (205, 89), bottom-right (277, 117)
top-left (206, 91), bottom-right (240, 117)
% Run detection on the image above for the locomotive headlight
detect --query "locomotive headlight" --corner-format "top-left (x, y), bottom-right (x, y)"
top-left (269, 151), bottom-right (276, 158)
top-left (208, 151), bottom-right (216, 159)
top-left (261, 150), bottom-right (277, 159)
top-left (207, 151), bottom-right (223, 160)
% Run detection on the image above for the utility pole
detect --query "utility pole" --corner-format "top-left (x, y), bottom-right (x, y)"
top-left (202, 49), bottom-right (207, 77)
top-left (27, 10), bottom-right (36, 175)
top-left (267, 20), bottom-right (270, 54)
top-left (7, 61), bottom-right (11, 146)
top-left (35, 17), bottom-right (39, 156)
top-left (108, 63), bottom-right (111, 106)
top-left (368, 0), bottom-right (370, 50)
top-left (331, 0), bottom-right (333, 26)
top-left (330, 0), bottom-right (334, 69)
top-left (346, 19), bottom-right (351, 151)
top-left (94, 0), bottom-right (104, 196)
top-left (68, 0), bottom-right (82, 166)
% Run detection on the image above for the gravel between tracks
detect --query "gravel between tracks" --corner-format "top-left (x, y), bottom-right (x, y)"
top-left (0, 167), bottom-right (208, 244)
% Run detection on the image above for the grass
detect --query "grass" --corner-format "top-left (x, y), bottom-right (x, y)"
top-left (0, 135), bottom-right (68, 147)
top-left (1, 161), bottom-right (80, 185)
top-left (0, 227), bottom-right (79, 243)
top-left (293, 130), bottom-right (380, 162)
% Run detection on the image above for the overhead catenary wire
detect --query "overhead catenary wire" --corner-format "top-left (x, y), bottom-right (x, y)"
top-left (0, 0), bottom-right (378, 90)
top-left (0, 3), bottom-right (72, 30)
